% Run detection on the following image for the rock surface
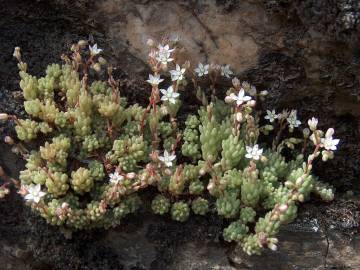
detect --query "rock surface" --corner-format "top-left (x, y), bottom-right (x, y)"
top-left (0, 0), bottom-right (360, 269)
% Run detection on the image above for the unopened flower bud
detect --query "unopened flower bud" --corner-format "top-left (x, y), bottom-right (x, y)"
top-left (303, 128), bottom-right (310, 138)
top-left (98, 57), bottom-right (107, 65)
top-left (13, 47), bottom-right (21, 61)
top-left (184, 60), bottom-right (191, 69)
top-left (260, 90), bottom-right (268, 96)
top-left (279, 204), bottom-right (288, 212)
top-left (298, 194), bottom-right (305, 202)
top-left (224, 96), bottom-right (233, 104)
top-left (61, 202), bottom-right (69, 209)
top-left (295, 176), bottom-right (304, 186)
top-left (147, 39), bottom-right (155, 47)
top-left (164, 168), bottom-right (172, 176)
top-left (199, 168), bottom-right (206, 176)
top-left (4, 136), bottom-right (14, 145)
top-left (0, 113), bottom-right (9, 120)
top-left (322, 151), bottom-right (329, 161)
top-left (268, 243), bottom-right (277, 251)
top-left (207, 182), bottom-right (214, 191)
top-left (260, 155), bottom-right (268, 163)
top-left (232, 77), bottom-right (240, 88)
top-left (236, 112), bottom-right (243, 122)
top-left (307, 118), bottom-right (318, 131)
top-left (11, 146), bottom-right (20, 155)
top-left (77, 40), bottom-right (88, 48)
top-left (247, 100), bottom-right (256, 107)
top-left (92, 63), bottom-right (101, 72)
top-left (126, 172), bottom-right (136, 179)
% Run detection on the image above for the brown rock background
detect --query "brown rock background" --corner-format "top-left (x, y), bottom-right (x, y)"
top-left (0, 0), bottom-right (359, 269)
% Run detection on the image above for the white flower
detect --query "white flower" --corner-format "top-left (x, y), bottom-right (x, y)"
top-left (160, 86), bottom-right (180, 104)
top-left (264, 109), bottom-right (278, 123)
top-left (194, 63), bottom-right (209, 77)
top-left (109, 171), bottom-right (124, 184)
top-left (146, 74), bottom-right (164, 86)
top-left (245, 144), bottom-right (263, 160)
top-left (156, 44), bottom-right (174, 65)
top-left (24, 184), bottom-right (46, 203)
top-left (287, 110), bottom-right (301, 129)
top-left (89, 44), bottom-right (103, 56)
top-left (321, 128), bottom-right (340, 151)
top-left (227, 88), bottom-right (252, 106)
top-left (220, 64), bottom-right (233, 78)
top-left (308, 117), bottom-right (318, 131)
top-left (158, 150), bottom-right (176, 167)
top-left (170, 64), bottom-right (186, 81)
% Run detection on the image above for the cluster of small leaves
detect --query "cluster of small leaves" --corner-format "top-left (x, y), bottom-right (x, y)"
top-left (2, 39), bottom-right (339, 256)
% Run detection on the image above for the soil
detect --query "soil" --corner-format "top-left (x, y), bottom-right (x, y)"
top-left (0, 0), bottom-right (359, 269)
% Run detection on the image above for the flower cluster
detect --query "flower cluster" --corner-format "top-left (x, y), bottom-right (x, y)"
top-left (0, 39), bottom-right (339, 256)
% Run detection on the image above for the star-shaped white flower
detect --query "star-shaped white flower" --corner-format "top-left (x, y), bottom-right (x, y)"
top-left (24, 184), bottom-right (46, 203)
top-left (321, 128), bottom-right (340, 151)
top-left (109, 171), bottom-right (124, 184)
top-left (89, 44), bottom-right (103, 56)
top-left (227, 88), bottom-right (252, 106)
top-left (170, 64), bottom-right (186, 81)
top-left (307, 117), bottom-right (318, 131)
top-left (158, 150), bottom-right (176, 167)
top-left (264, 109), bottom-right (278, 123)
top-left (194, 63), bottom-right (209, 77)
top-left (147, 74), bottom-right (164, 86)
top-left (287, 110), bottom-right (301, 129)
top-left (160, 86), bottom-right (180, 104)
top-left (220, 64), bottom-right (233, 78)
top-left (156, 44), bottom-right (174, 65)
top-left (245, 144), bottom-right (263, 160)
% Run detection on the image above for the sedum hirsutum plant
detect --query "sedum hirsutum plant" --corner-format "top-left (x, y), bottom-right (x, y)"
top-left (0, 38), bottom-right (340, 255)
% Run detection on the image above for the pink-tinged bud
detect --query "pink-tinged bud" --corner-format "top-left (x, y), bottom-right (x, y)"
top-left (278, 204), bottom-right (288, 212)
top-left (147, 39), bottom-right (155, 47)
top-left (126, 172), bottom-right (136, 179)
top-left (0, 113), bottom-right (9, 120)
top-left (61, 202), bottom-right (69, 209)
top-left (18, 185), bottom-right (28, 196)
top-left (0, 166), bottom-right (4, 177)
top-left (164, 168), bottom-right (172, 176)
top-left (4, 136), bottom-right (14, 145)
top-left (224, 95), bottom-right (233, 104)
top-left (13, 47), bottom-right (21, 60)
top-left (236, 112), bottom-right (243, 122)
top-left (247, 100), bottom-right (256, 107)
top-left (232, 77), bottom-right (240, 88)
